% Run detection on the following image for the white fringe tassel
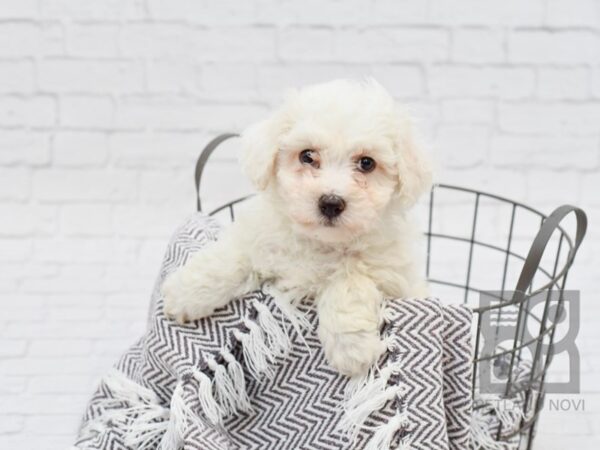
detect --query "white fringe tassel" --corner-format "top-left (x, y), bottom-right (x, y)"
top-left (79, 369), bottom-right (192, 450)
top-left (160, 382), bottom-right (197, 450)
top-left (470, 395), bottom-right (524, 450)
top-left (207, 356), bottom-right (243, 416)
top-left (221, 347), bottom-right (253, 412)
top-left (234, 320), bottom-right (275, 379)
top-left (253, 300), bottom-right (292, 357)
top-left (262, 283), bottom-right (312, 349)
top-left (363, 413), bottom-right (411, 450)
top-left (192, 369), bottom-right (224, 425)
top-left (340, 363), bottom-right (406, 439)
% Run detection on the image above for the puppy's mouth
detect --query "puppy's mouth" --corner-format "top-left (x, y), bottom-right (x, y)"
top-left (321, 217), bottom-right (338, 227)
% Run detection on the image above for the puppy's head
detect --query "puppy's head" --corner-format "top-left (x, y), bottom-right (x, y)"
top-left (240, 79), bottom-right (432, 243)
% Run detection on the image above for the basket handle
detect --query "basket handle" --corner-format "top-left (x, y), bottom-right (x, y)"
top-left (512, 205), bottom-right (587, 301)
top-left (194, 133), bottom-right (240, 212)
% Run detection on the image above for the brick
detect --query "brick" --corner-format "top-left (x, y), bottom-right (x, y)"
top-left (67, 24), bottom-right (120, 57)
top-left (591, 68), bottom-right (600, 99)
top-left (255, 0), bottom-right (365, 25)
top-left (526, 169), bottom-right (581, 205)
top-left (38, 59), bottom-right (144, 93)
top-left (0, 168), bottom-right (30, 200)
top-left (0, 0), bottom-right (38, 18)
top-left (60, 204), bottom-right (112, 236)
top-left (148, 0), bottom-right (255, 22)
top-left (23, 413), bottom-right (82, 434)
top-left (403, 100), bottom-right (439, 137)
top-left (119, 23), bottom-right (197, 58)
top-left (40, 0), bottom-right (145, 20)
top-left (113, 205), bottom-right (185, 237)
top-left (429, 0), bottom-right (544, 25)
top-left (546, 0), bottom-right (600, 27)
top-left (34, 237), bottom-right (137, 263)
top-left (0, 204), bottom-right (56, 237)
top-left (44, 294), bottom-right (104, 308)
top-left (147, 59), bottom-right (201, 94)
top-left (0, 239), bottom-right (32, 262)
top-left (0, 340), bottom-right (27, 358)
top-left (371, 65), bottom-right (425, 98)
top-left (491, 135), bottom-right (600, 169)
top-left (0, 96), bottom-right (56, 128)
top-left (39, 22), bottom-right (65, 56)
top-left (0, 24), bottom-right (41, 57)
top-left (368, 0), bottom-right (429, 24)
top-left (110, 132), bottom-right (202, 168)
top-left (60, 95), bottom-right (114, 128)
top-left (52, 132), bottom-right (108, 167)
top-left (140, 170), bottom-right (194, 205)
top-left (0, 376), bottom-right (27, 394)
top-left (537, 68), bottom-right (590, 100)
top-left (33, 169), bottom-right (137, 202)
top-left (201, 63), bottom-right (258, 100)
top-left (0, 436), bottom-right (75, 449)
top-left (115, 97), bottom-right (267, 131)
top-left (0, 415), bottom-right (24, 434)
top-left (257, 63), bottom-right (370, 101)
top-left (147, 0), bottom-right (212, 19)
top-left (334, 28), bottom-right (449, 62)
top-left (278, 27), bottom-right (335, 61)
top-left (451, 28), bottom-right (505, 63)
top-left (434, 125), bottom-right (489, 168)
top-left (196, 28), bottom-right (278, 62)
top-left (0, 22), bottom-right (63, 57)
top-left (29, 340), bottom-right (93, 357)
top-left (429, 66), bottom-right (535, 99)
top-left (581, 174), bottom-right (600, 206)
top-left (2, 294), bottom-right (45, 311)
top-left (441, 99), bottom-right (495, 124)
top-left (0, 393), bottom-right (90, 413)
top-left (0, 61), bottom-right (35, 93)
top-left (0, 132), bottom-right (50, 166)
top-left (1, 321), bottom-right (135, 339)
top-left (498, 102), bottom-right (600, 135)
top-left (509, 30), bottom-right (600, 64)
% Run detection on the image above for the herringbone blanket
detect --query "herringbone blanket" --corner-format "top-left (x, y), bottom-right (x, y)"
top-left (74, 213), bottom-right (476, 450)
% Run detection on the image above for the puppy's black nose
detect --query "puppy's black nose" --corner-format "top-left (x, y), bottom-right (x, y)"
top-left (319, 194), bottom-right (346, 219)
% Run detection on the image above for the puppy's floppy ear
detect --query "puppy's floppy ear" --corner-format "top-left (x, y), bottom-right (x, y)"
top-left (395, 116), bottom-right (433, 207)
top-left (239, 117), bottom-right (281, 191)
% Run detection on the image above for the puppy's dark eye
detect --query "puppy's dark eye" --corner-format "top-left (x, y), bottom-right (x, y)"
top-left (357, 156), bottom-right (376, 173)
top-left (299, 149), bottom-right (318, 167)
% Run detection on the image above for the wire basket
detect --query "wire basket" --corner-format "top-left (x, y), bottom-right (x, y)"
top-left (194, 134), bottom-right (587, 449)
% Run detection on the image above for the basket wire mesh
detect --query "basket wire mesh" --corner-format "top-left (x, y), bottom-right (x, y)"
top-left (195, 134), bottom-right (587, 449)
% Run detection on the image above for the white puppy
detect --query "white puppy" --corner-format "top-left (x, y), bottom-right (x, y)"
top-left (162, 79), bottom-right (431, 377)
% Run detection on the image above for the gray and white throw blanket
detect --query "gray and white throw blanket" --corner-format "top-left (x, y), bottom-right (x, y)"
top-left (73, 213), bottom-right (520, 450)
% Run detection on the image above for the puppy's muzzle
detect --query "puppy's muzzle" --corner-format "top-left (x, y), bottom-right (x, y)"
top-left (318, 194), bottom-right (346, 219)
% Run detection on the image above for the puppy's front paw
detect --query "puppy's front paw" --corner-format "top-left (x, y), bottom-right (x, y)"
top-left (319, 328), bottom-right (385, 377)
top-left (161, 270), bottom-right (218, 325)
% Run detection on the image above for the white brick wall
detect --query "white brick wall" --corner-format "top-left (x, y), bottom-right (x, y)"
top-left (0, 1), bottom-right (599, 448)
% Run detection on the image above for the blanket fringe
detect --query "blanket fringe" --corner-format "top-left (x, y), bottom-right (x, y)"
top-left (221, 347), bottom-right (253, 412)
top-left (83, 294), bottom-right (310, 445)
top-left (79, 369), bottom-right (176, 450)
top-left (470, 395), bottom-right (524, 450)
top-left (181, 293), bottom-right (309, 428)
top-left (192, 369), bottom-right (224, 424)
top-left (340, 304), bottom-right (411, 449)
top-left (160, 382), bottom-right (197, 450)
top-left (340, 364), bottom-right (406, 439)
top-left (363, 413), bottom-right (411, 450)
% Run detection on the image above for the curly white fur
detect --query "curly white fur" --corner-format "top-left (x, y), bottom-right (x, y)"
top-left (162, 79), bottom-right (432, 377)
